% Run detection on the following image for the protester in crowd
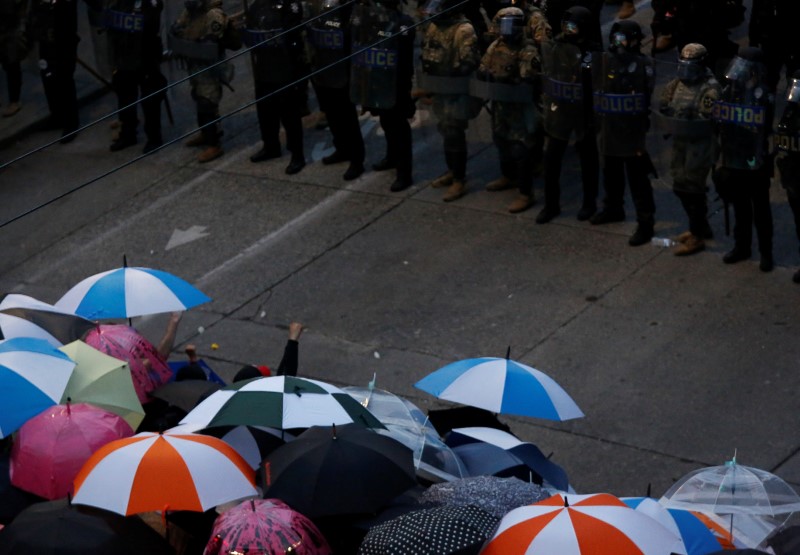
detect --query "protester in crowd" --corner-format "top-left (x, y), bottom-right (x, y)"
top-left (0, 0), bottom-right (27, 118)
top-left (657, 43), bottom-right (720, 256)
top-left (712, 46), bottom-right (775, 272)
top-left (245, 0), bottom-right (309, 175)
top-left (590, 20), bottom-right (657, 246)
top-left (350, 0), bottom-right (415, 192)
top-left (748, 0), bottom-right (800, 92)
top-left (29, 0), bottom-right (80, 142)
top-left (774, 70), bottom-right (800, 283)
top-left (474, 7), bottom-right (540, 213)
top-left (233, 321), bottom-right (304, 381)
top-left (169, 0), bottom-right (241, 163)
top-left (418, 0), bottom-right (482, 202)
top-left (96, 0), bottom-right (166, 154)
top-left (307, 0), bottom-right (365, 181)
top-left (536, 5), bottom-right (600, 224)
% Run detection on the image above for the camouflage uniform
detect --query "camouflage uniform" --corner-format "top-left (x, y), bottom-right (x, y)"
top-left (476, 7), bottom-right (540, 207)
top-left (420, 12), bottom-right (482, 199)
top-left (170, 0), bottom-right (235, 148)
top-left (0, 0), bottom-right (28, 109)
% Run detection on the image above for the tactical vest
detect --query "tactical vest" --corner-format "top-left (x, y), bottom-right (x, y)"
top-left (470, 41), bottom-right (534, 104)
top-left (169, 8), bottom-right (224, 64)
top-left (775, 104), bottom-right (800, 194)
top-left (655, 79), bottom-right (716, 139)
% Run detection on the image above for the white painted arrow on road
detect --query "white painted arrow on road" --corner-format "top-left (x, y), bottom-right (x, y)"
top-left (166, 225), bottom-right (210, 251)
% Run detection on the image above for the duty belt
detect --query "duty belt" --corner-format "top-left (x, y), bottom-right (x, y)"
top-left (416, 72), bottom-right (470, 95)
top-left (469, 79), bottom-right (532, 103)
top-left (593, 92), bottom-right (647, 115)
top-left (543, 77), bottom-right (582, 103)
top-left (167, 35), bottom-right (219, 62)
top-left (309, 27), bottom-right (344, 50)
top-left (102, 9), bottom-right (144, 33)
top-left (243, 28), bottom-right (284, 47)
top-left (711, 101), bottom-right (766, 127)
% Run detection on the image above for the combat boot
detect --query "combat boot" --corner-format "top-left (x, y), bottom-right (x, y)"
top-left (677, 230), bottom-right (693, 243)
top-left (442, 180), bottom-right (466, 202)
top-left (590, 209), bottom-right (626, 225)
top-left (673, 234), bottom-right (705, 256)
top-left (185, 133), bottom-right (206, 147)
top-left (486, 176), bottom-right (514, 192)
top-left (508, 194), bottom-right (535, 214)
top-left (430, 171), bottom-right (454, 189)
top-left (617, 0), bottom-right (635, 19)
top-left (197, 146), bottom-right (224, 163)
top-left (628, 224), bottom-right (654, 247)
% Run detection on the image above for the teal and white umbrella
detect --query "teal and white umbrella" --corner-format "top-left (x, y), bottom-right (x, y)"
top-left (180, 376), bottom-right (385, 431)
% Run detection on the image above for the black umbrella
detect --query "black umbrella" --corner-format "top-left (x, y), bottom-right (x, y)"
top-left (0, 451), bottom-right (42, 525)
top-left (262, 424), bottom-right (417, 518)
top-left (450, 442), bottom-right (539, 481)
top-left (358, 504), bottom-right (500, 555)
top-left (426, 407), bottom-right (510, 437)
top-left (150, 379), bottom-right (222, 412)
top-left (767, 525), bottom-right (800, 555)
top-left (0, 498), bottom-right (174, 555)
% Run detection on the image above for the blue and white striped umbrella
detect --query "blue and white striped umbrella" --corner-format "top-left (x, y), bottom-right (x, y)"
top-left (414, 357), bottom-right (584, 421)
top-left (0, 337), bottom-right (76, 438)
top-left (55, 266), bottom-right (211, 320)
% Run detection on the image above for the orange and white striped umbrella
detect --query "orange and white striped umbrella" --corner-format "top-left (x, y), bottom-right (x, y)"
top-left (72, 431), bottom-right (258, 516)
top-left (480, 493), bottom-right (684, 555)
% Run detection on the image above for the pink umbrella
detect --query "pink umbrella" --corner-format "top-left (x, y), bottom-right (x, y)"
top-left (83, 324), bottom-right (172, 403)
top-left (204, 498), bottom-right (332, 555)
top-left (10, 403), bottom-right (134, 500)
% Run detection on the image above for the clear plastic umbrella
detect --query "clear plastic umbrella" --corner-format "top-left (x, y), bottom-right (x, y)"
top-left (343, 386), bottom-right (466, 482)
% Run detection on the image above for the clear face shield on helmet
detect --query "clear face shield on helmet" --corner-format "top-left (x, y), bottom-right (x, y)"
top-left (610, 31), bottom-right (628, 51)
top-left (787, 78), bottom-right (800, 104)
top-left (321, 0), bottom-right (339, 10)
top-left (561, 19), bottom-right (579, 37)
top-left (677, 59), bottom-right (704, 83)
top-left (499, 15), bottom-right (523, 42)
top-left (724, 56), bottom-right (764, 87)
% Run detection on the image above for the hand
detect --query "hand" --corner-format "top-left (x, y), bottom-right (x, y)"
top-left (288, 322), bottom-right (304, 341)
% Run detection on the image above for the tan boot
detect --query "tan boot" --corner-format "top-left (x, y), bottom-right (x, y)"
top-left (673, 234), bottom-right (705, 256)
top-left (197, 146), bottom-right (224, 163)
top-left (442, 180), bottom-right (466, 202)
top-left (677, 230), bottom-right (693, 244)
top-left (508, 194), bottom-right (535, 214)
top-left (185, 134), bottom-right (206, 147)
top-left (2, 102), bottom-right (21, 117)
top-left (617, 0), bottom-right (635, 19)
top-left (486, 176), bottom-right (514, 192)
top-left (431, 171), bottom-right (454, 189)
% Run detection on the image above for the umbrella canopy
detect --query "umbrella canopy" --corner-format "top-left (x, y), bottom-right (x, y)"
top-left (358, 504), bottom-right (500, 555)
top-left (262, 424), bottom-right (417, 518)
top-left (151, 380), bottom-right (222, 413)
top-left (450, 442), bottom-right (533, 480)
top-left (344, 386), bottom-right (466, 482)
top-left (83, 324), bottom-right (173, 404)
top-left (0, 498), bottom-right (174, 555)
top-left (55, 265), bottom-right (211, 320)
top-left (0, 452), bottom-right (43, 526)
top-left (446, 427), bottom-right (570, 492)
top-left (10, 403), bottom-right (134, 500)
top-left (58, 340), bottom-right (145, 430)
top-left (418, 475), bottom-right (550, 518)
top-left (623, 497), bottom-right (726, 555)
top-left (414, 357), bottom-right (584, 421)
top-left (205, 498), bottom-right (332, 555)
top-left (481, 492), bottom-right (684, 555)
top-left (72, 431), bottom-right (258, 515)
top-left (0, 337), bottom-right (76, 438)
top-left (0, 293), bottom-right (96, 347)
top-left (181, 376), bottom-right (385, 431)
top-left (172, 422), bottom-right (293, 470)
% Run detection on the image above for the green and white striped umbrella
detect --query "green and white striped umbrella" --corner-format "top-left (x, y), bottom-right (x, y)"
top-left (180, 376), bottom-right (384, 431)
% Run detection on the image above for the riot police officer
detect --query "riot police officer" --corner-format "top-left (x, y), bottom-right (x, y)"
top-left (350, 0), bottom-right (415, 191)
top-left (774, 70), bottom-right (800, 282)
top-left (590, 20), bottom-right (656, 247)
top-left (419, 0), bottom-right (482, 202)
top-left (30, 0), bottom-right (80, 143)
top-left (101, 0), bottom-right (166, 153)
top-left (536, 5), bottom-right (599, 224)
top-left (656, 43), bottom-right (720, 256)
top-left (473, 7), bottom-right (540, 213)
top-left (307, 0), bottom-right (365, 180)
top-left (170, 0), bottom-right (240, 163)
top-left (712, 46), bottom-right (774, 272)
top-left (245, 0), bottom-right (309, 174)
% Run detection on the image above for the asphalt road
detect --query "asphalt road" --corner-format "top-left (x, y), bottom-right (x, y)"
top-left (1, 0), bottom-right (799, 525)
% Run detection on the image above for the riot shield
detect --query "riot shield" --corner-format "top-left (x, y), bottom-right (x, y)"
top-left (245, 0), bottom-right (297, 84)
top-left (774, 98), bottom-right (800, 194)
top-left (349, 1), bottom-right (399, 110)
top-left (540, 40), bottom-right (585, 141)
top-left (307, 0), bottom-right (350, 89)
top-left (592, 51), bottom-right (653, 157)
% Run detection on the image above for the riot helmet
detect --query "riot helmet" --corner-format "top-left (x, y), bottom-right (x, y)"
top-left (321, 0), bottom-right (339, 11)
top-left (421, 0), bottom-right (460, 18)
top-left (560, 6), bottom-right (591, 41)
top-left (608, 20), bottom-right (642, 53)
top-left (497, 7), bottom-right (525, 44)
top-left (786, 69), bottom-right (800, 104)
top-left (676, 43), bottom-right (707, 84)
top-left (722, 46), bottom-right (767, 103)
